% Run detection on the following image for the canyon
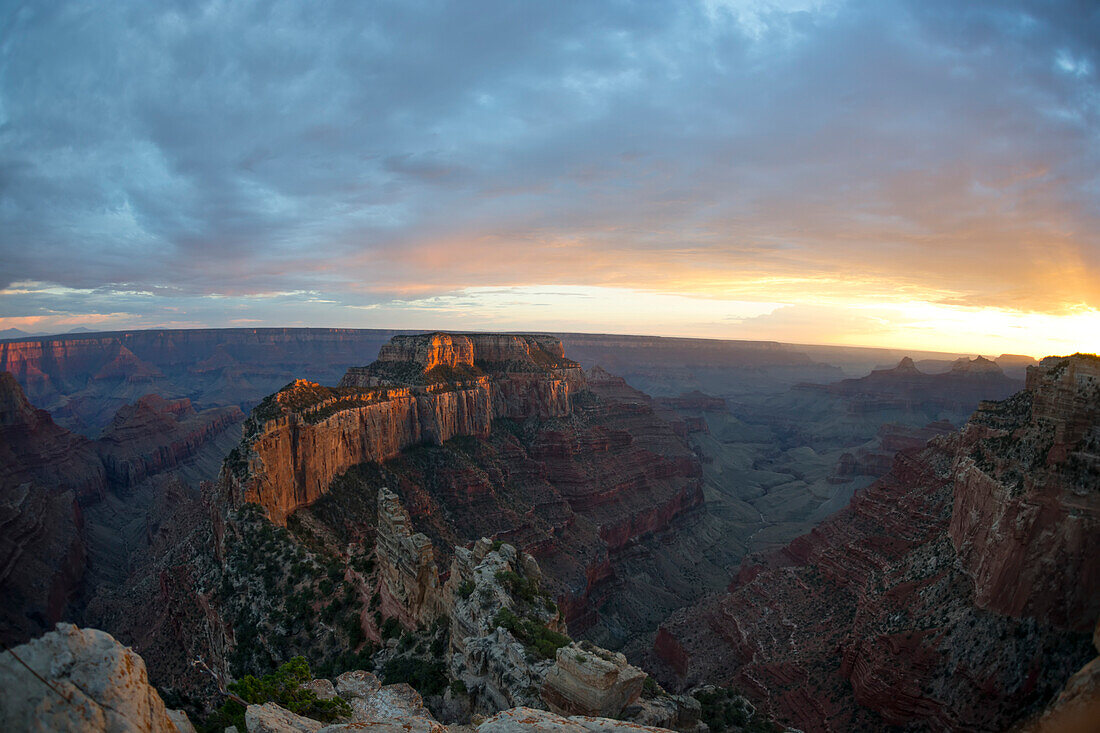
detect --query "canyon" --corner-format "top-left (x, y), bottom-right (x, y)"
top-left (0, 370), bottom-right (242, 646)
top-left (652, 354), bottom-right (1099, 731)
top-left (1, 327), bottom-right (1088, 733)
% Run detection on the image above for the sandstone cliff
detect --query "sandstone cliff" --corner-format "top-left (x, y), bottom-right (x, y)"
top-left (653, 354), bottom-right (1099, 732)
top-left (225, 334), bottom-right (582, 525)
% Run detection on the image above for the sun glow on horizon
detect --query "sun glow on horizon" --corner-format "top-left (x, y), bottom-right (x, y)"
top-left (3, 282), bottom-right (1096, 360)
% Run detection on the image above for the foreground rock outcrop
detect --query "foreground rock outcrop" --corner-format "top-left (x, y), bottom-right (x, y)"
top-left (654, 354), bottom-right (1100, 732)
top-left (541, 643), bottom-right (646, 718)
top-left (0, 623), bottom-right (191, 732)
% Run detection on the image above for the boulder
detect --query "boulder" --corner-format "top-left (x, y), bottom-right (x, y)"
top-left (541, 642), bottom-right (646, 718)
top-left (303, 678), bottom-right (336, 701)
top-left (333, 670), bottom-right (381, 700)
top-left (0, 622), bottom-right (188, 733)
top-left (245, 703), bottom-right (323, 732)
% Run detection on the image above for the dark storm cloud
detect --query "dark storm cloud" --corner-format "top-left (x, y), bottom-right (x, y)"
top-left (0, 0), bottom-right (1097, 324)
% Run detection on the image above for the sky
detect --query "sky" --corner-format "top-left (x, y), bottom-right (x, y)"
top-left (0, 0), bottom-right (1098, 356)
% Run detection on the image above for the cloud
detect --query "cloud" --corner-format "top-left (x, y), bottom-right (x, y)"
top-left (0, 0), bottom-right (1097, 347)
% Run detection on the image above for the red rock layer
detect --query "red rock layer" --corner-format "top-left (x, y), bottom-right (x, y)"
top-left (950, 357), bottom-right (1100, 631)
top-left (0, 372), bottom-right (244, 645)
top-left (652, 355), bottom-right (1099, 732)
top-left (0, 372), bottom-right (103, 643)
top-left (327, 369), bottom-right (704, 635)
top-left (231, 335), bottom-right (584, 525)
top-left (96, 395), bottom-right (244, 488)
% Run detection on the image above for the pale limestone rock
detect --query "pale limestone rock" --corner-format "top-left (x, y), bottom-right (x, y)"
top-left (0, 623), bottom-right (182, 733)
top-left (304, 678), bottom-right (336, 700)
top-left (375, 487), bottom-right (443, 628)
top-left (621, 696), bottom-right (704, 733)
top-left (168, 708), bottom-right (199, 733)
top-left (442, 541), bottom-right (561, 713)
top-left (476, 707), bottom-right (673, 732)
top-left (244, 702), bottom-right (323, 732)
top-left (334, 669), bottom-right (382, 700)
top-left (540, 643), bottom-right (646, 718)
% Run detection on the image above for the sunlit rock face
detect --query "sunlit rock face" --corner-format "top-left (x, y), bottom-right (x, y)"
top-left (227, 333), bottom-right (585, 525)
top-left (217, 334), bottom-right (703, 643)
top-left (652, 354), bottom-right (1100, 733)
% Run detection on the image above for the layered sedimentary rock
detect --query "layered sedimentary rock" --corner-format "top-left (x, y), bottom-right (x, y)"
top-left (0, 371), bottom-right (106, 503)
top-left (0, 328), bottom-right (412, 433)
top-left (376, 487), bottom-right (444, 629)
top-left (951, 356), bottom-right (1100, 630)
top-left (0, 623), bottom-right (191, 733)
top-left (541, 642), bottom-right (646, 718)
top-left (0, 371), bottom-right (242, 647)
top-left (97, 395), bottom-right (243, 488)
top-left (0, 372), bottom-right (104, 643)
top-left (227, 334), bottom-right (583, 525)
top-left (653, 355), bottom-right (1099, 732)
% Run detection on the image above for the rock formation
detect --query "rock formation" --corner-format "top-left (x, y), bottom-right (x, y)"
top-left (653, 354), bottom-right (1100, 731)
top-left (0, 623), bottom-right (192, 732)
top-left (0, 371), bottom-right (242, 647)
top-left (96, 395), bottom-right (243, 488)
top-left (216, 334), bottom-right (704, 644)
top-left (442, 537), bottom-right (565, 713)
top-left (951, 355), bottom-right (1100, 630)
top-left (541, 642), bottom-right (646, 718)
top-left (808, 355), bottom-right (1022, 414)
top-left (224, 334), bottom-right (583, 525)
top-left (376, 487), bottom-right (444, 629)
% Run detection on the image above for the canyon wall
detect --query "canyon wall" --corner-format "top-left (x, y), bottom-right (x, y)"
top-left (0, 371), bottom-right (242, 645)
top-left (227, 334), bottom-right (584, 524)
top-left (652, 354), bottom-right (1099, 732)
top-left (218, 334), bottom-right (704, 644)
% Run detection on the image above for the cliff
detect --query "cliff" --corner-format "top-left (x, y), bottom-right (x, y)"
top-left (210, 334), bottom-right (702, 650)
top-left (225, 334), bottom-right (583, 525)
top-left (951, 355), bottom-right (1100, 631)
top-left (652, 354), bottom-right (1100, 732)
top-left (0, 372), bottom-right (104, 643)
top-left (97, 395), bottom-right (244, 488)
top-left (0, 372), bottom-right (243, 646)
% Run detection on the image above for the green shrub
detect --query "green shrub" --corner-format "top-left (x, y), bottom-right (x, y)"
top-left (457, 580), bottom-right (475, 599)
top-left (207, 657), bottom-right (350, 732)
top-left (381, 617), bottom-right (403, 640)
top-left (492, 608), bottom-right (570, 660)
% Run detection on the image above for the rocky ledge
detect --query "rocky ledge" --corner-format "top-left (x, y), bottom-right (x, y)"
top-left (653, 354), bottom-right (1100, 732)
top-left (0, 622), bottom-right (688, 733)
